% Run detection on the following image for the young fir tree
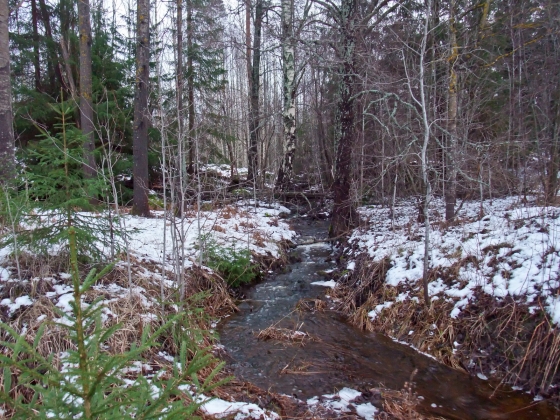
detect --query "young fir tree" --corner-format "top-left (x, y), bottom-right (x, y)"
top-left (1, 101), bottom-right (117, 261)
top-left (0, 219), bottom-right (227, 419)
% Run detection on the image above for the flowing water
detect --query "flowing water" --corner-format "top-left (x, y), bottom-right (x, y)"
top-left (218, 219), bottom-right (559, 419)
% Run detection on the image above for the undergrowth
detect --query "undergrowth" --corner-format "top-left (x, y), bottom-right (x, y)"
top-left (202, 236), bottom-right (258, 288)
top-left (0, 228), bottom-right (228, 418)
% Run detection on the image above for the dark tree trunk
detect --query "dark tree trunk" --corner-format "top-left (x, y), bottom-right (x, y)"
top-left (132, 0), bottom-right (150, 216)
top-left (314, 68), bottom-right (333, 186)
top-left (186, 0), bottom-right (195, 173)
top-left (78, 0), bottom-right (96, 178)
top-left (330, 0), bottom-right (358, 238)
top-left (247, 0), bottom-right (263, 183)
top-left (0, 0), bottom-right (14, 182)
top-left (177, 0), bottom-right (183, 139)
top-left (445, 0), bottom-right (458, 221)
top-left (545, 93), bottom-right (560, 203)
top-left (38, 0), bottom-right (60, 93)
top-left (31, 0), bottom-right (42, 92)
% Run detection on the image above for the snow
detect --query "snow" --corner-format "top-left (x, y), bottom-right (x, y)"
top-left (119, 201), bottom-right (294, 268)
top-left (348, 196), bottom-right (560, 324)
top-left (0, 200), bottom-right (299, 416)
top-left (0, 201), bottom-right (294, 274)
top-left (307, 387), bottom-right (378, 420)
top-left (368, 301), bottom-right (393, 320)
top-left (200, 398), bottom-right (279, 419)
top-left (0, 295), bottom-right (34, 315)
top-left (311, 280), bottom-right (337, 288)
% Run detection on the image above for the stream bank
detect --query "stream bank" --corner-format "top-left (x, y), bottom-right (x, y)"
top-left (218, 217), bottom-right (559, 420)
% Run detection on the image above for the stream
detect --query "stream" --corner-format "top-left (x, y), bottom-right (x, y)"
top-left (218, 219), bottom-right (559, 419)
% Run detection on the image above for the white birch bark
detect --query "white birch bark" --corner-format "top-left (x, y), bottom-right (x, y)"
top-left (276, 0), bottom-right (296, 190)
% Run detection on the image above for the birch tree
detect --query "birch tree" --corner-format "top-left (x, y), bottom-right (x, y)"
top-left (275, 0), bottom-right (296, 190)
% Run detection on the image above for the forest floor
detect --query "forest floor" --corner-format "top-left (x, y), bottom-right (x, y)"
top-left (328, 195), bottom-right (560, 403)
top-left (0, 199), bottom-right (430, 419)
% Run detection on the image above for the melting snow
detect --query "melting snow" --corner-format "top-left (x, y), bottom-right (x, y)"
top-left (0, 295), bottom-right (34, 315)
top-left (307, 387), bottom-right (378, 420)
top-left (348, 196), bottom-right (560, 324)
top-left (311, 280), bottom-right (337, 288)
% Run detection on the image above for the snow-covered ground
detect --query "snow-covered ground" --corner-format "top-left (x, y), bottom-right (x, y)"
top-left (342, 196), bottom-right (560, 324)
top-left (122, 200), bottom-right (295, 267)
top-left (0, 200), bottom-right (296, 325)
top-left (0, 200), bottom-right (294, 274)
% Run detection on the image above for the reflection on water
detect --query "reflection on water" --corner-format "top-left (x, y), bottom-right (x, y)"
top-left (218, 219), bottom-right (559, 420)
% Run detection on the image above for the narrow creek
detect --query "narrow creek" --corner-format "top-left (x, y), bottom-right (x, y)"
top-left (218, 218), bottom-right (558, 419)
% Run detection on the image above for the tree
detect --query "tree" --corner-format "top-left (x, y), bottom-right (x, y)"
top-left (246, 0), bottom-right (264, 183)
top-left (78, 0), bottom-right (96, 178)
top-left (132, 0), bottom-right (150, 216)
top-left (275, 0), bottom-right (296, 190)
top-left (444, 0), bottom-right (458, 221)
top-left (0, 0), bottom-right (13, 181)
top-left (324, 0), bottom-right (401, 237)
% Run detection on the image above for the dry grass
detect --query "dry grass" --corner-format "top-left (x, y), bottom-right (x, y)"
top-left (331, 255), bottom-right (391, 330)
top-left (4, 251), bottom-right (70, 280)
top-left (185, 265), bottom-right (237, 317)
top-left (296, 298), bottom-right (327, 313)
top-left (212, 224), bottom-right (226, 233)
top-left (251, 231), bottom-right (266, 247)
top-left (335, 253), bottom-right (560, 396)
top-left (256, 325), bottom-right (317, 344)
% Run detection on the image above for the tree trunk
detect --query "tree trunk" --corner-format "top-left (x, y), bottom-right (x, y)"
top-left (177, 0), bottom-right (183, 155)
top-left (186, 0), bottom-right (195, 173)
top-left (0, 0), bottom-right (13, 182)
top-left (247, 0), bottom-right (263, 183)
top-left (31, 0), bottom-right (42, 92)
top-left (445, 0), bottom-right (458, 221)
top-left (546, 85), bottom-right (560, 203)
top-left (132, 0), bottom-right (150, 216)
top-left (314, 68), bottom-right (333, 185)
top-left (60, 37), bottom-right (77, 99)
top-left (276, 0), bottom-right (296, 190)
top-left (330, 0), bottom-right (358, 238)
top-left (38, 0), bottom-right (60, 93)
top-left (78, 0), bottom-right (96, 178)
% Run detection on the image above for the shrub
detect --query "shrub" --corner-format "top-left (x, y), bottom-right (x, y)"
top-left (203, 239), bottom-right (257, 288)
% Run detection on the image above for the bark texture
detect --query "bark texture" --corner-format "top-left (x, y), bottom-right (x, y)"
top-left (276, 0), bottom-right (296, 190)
top-left (132, 0), bottom-right (150, 216)
top-left (0, 0), bottom-right (14, 182)
top-left (247, 0), bottom-right (263, 183)
top-left (78, 0), bottom-right (96, 178)
top-left (330, 0), bottom-right (358, 238)
top-left (186, 0), bottom-right (195, 173)
top-left (445, 0), bottom-right (458, 221)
